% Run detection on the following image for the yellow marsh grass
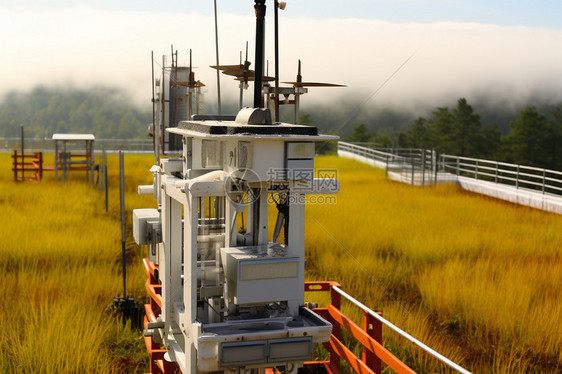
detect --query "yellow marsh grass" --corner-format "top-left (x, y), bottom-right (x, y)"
top-left (306, 156), bottom-right (561, 373)
top-left (3, 153), bottom-right (560, 373)
top-left (0, 153), bottom-right (154, 373)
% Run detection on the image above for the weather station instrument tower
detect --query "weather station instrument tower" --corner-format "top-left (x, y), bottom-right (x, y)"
top-left (133, 1), bottom-right (471, 374)
top-left (134, 1), bottom-right (340, 373)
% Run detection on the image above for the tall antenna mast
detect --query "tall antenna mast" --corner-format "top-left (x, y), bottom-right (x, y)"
top-left (213, 0), bottom-right (222, 114)
top-left (253, 0), bottom-right (266, 108)
top-left (151, 51), bottom-right (157, 162)
top-left (189, 49), bottom-right (193, 118)
top-left (274, 0), bottom-right (280, 122)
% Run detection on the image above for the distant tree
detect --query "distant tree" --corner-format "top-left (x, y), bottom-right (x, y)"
top-left (374, 133), bottom-right (393, 148)
top-left (0, 86), bottom-right (150, 139)
top-left (452, 98), bottom-right (482, 157)
top-left (396, 131), bottom-right (412, 148)
top-left (505, 106), bottom-right (549, 167)
top-left (347, 124), bottom-right (372, 143)
top-left (479, 123), bottom-right (502, 159)
top-left (410, 117), bottom-right (430, 148)
top-left (547, 105), bottom-right (562, 170)
top-left (429, 107), bottom-right (455, 153)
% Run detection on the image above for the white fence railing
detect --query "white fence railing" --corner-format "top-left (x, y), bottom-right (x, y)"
top-left (338, 141), bottom-right (423, 163)
top-left (338, 141), bottom-right (439, 186)
top-left (338, 142), bottom-right (562, 197)
top-left (441, 154), bottom-right (562, 196)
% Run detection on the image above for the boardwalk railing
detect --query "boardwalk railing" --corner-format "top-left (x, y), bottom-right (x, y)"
top-left (338, 142), bottom-right (439, 186)
top-left (441, 154), bottom-right (562, 196)
top-left (142, 259), bottom-right (471, 374)
top-left (338, 141), bottom-right (423, 164)
top-left (305, 281), bottom-right (470, 374)
top-left (338, 142), bottom-right (562, 196)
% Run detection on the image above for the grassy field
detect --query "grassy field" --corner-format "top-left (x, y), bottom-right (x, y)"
top-left (1, 153), bottom-right (560, 373)
top-left (306, 156), bottom-right (562, 373)
top-left (0, 153), bottom-right (154, 373)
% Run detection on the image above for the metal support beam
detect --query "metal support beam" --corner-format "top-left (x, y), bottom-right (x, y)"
top-left (253, 0), bottom-right (266, 108)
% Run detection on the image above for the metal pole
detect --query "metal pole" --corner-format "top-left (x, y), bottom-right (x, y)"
top-left (253, 0), bottom-right (266, 108)
top-left (274, 0), bottom-right (280, 122)
top-left (119, 151), bottom-right (127, 298)
top-left (55, 140), bottom-right (58, 183)
top-left (151, 51), bottom-right (157, 162)
top-left (294, 92), bottom-right (299, 124)
top-left (214, 0), bottom-right (222, 114)
top-left (239, 83), bottom-right (244, 110)
top-left (63, 141), bottom-right (67, 183)
top-left (20, 124), bottom-right (24, 180)
top-left (105, 161), bottom-right (109, 213)
top-left (434, 150), bottom-right (438, 183)
top-left (421, 148), bottom-right (425, 186)
top-left (189, 49), bottom-right (193, 119)
top-left (161, 54), bottom-right (166, 156)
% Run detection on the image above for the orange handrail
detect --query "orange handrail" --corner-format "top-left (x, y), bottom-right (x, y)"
top-left (305, 281), bottom-right (417, 374)
top-left (141, 265), bottom-right (419, 374)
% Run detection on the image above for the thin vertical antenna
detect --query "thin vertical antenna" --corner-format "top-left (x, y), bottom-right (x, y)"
top-left (119, 151), bottom-right (126, 298)
top-left (214, 0), bottom-right (222, 114)
top-left (151, 51), bottom-right (157, 162)
top-left (174, 49), bottom-right (179, 148)
top-left (189, 49), bottom-right (193, 118)
top-left (170, 45), bottom-right (175, 129)
top-left (274, 0), bottom-right (280, 122)
top-left (294, 60), bottom-right (302, 124)
top-left (161, 54), bottom-right (166, 155)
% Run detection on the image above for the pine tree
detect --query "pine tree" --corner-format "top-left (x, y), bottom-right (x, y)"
top-left (506, 106), bottom-right (549, 167)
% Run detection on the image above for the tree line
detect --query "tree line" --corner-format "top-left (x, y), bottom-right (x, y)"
top-left (0, 86), bottom-right (151, 139)
top-left (2, 86), bottom-right (561, 171)
top-left (347, 98), bottom-right (562, 171)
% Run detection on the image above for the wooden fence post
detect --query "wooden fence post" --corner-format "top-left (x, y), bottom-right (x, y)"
top-left (13, 150), bottom-right (18, 182)
top-left (38, 152), bottom-right (43, 181)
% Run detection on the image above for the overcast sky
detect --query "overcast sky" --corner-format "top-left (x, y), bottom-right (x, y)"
top-left (1, 1), bottom-right (562, 111)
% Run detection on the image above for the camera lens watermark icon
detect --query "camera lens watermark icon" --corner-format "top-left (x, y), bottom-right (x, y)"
top-left (224, 168), bottom-right (262, 206)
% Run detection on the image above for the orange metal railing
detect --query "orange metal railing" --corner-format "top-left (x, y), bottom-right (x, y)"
top-left (304, 281), bottom-right (416, 374)
top-left (143, 258), bottom-right (180, 374)
top-left (142, 260), bottom-right (417, 374)
top-left (12, 150), bottom-right (43, 182)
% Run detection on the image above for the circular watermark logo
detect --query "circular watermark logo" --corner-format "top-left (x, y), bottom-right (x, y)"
top-left (224, 168), bottom-right (262, 206)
